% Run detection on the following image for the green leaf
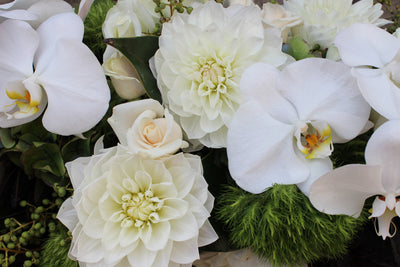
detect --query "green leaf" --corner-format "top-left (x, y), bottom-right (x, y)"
top-left (283, 36), bottom-right (313, 60)
top-left (0, 128), bottom-right (16, 149)
top-left (61, 137), bottom-right (91, 162)
top-left (104, 36), bottom-right (161, 102)
top-left (21, 143), bottom-right (66, 180)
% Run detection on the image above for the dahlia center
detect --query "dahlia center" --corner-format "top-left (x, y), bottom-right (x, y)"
top-left (197, 57), bottom-right (233, 97)
top-left (120, 189), bottom-right (163, 228)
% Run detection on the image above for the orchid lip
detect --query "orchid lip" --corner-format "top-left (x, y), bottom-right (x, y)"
top-left (4, 76), bottom-right (43, 120)
top-left (295, 120), bottom-right (333, 159)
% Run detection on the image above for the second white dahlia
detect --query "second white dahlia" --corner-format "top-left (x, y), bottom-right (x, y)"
top-left (153, 1), bottom-right (289, 148)
top-left (284, 0), bottom-right (389, 50)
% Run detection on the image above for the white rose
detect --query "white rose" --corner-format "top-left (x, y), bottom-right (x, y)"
top-left (57, 145), bottom-right (218, 266)
top-left (261, 3), bottom-right (302, 42)
top-left (108, 99), bottom-right (188, 158)
top-left (102, 0), bottom-right (156, 38)
top-left (103, 48), bottom-right (146, 100)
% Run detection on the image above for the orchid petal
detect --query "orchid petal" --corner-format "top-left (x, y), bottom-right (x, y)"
top-left (78, 0), bottom-right (95, 20)
top-left (35, 12), bottom-right (84, 70)
top-left (309, 164), bottom-right (384, 217)
top-left (0, 95), bottom-right (46, 128)
top-left (1, 0), bottom-right (38, 10)
top-left (365, 120), bottom-right (400, 191)
top-left (353, 67), bottom-right (400, 120)
top-left (227, 100), bottom-right (308, 193)
top-left (239, 62), bottom-right (298, 124)
top-left (375, 208), bottom-right (398, 240)
top-left (27, 0), bottom-right (74, 29)
top-left (370, 196), bottom-right (387, 218)
top-left (108, 99), bottom-right (164, 146)
top-left (278, 58), bottom-right (370, 142)
top-left (296, 157), bottom-right (333, 196)
top-left (0, 19), bottom-right (37, 78)
top-left (334, 23), bottom-right (400, 68)
top-left (0, 9), bottom-right (37, 20)
top-left (37, 39), bottom-right (110, 135)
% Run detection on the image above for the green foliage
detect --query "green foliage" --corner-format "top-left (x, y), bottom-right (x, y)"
top-left (83, 0), bottom-right (114, 61)
top-left (331, 130), bottom-right (371, 168)
top-left (105, 36), bottom-right (161, 102)
top-left (41, 223), bottom-right (78, 267)
top-left (217, 185), bottom-right (368, 266)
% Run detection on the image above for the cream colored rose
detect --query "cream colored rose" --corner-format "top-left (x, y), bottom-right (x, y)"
top-left (103, 48), bottom-right (145, 100)
top-left (261, 3), bottom-right (302, 43)
top-left (108, 99), bottom-right (188, 158)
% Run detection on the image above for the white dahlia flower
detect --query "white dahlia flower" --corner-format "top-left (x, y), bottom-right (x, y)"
top-left (283, 0), bottom-right (389, 50)
top-left (153, 1), bottom-right (289, 148)
top-left (57, 145), bottom-right (217, 266)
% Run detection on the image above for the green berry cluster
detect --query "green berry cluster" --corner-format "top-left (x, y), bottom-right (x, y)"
top-left (377, 0), bottom-right (400, 33)
top-left (152, 0), bottom-right (198, 34)
top-left (0, 184), bottom-right (71, 266)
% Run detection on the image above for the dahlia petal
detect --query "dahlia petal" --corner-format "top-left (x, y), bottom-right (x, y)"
top-left (169, 237), bottom-right (200, 264)
top-left (197, 220), bottom-right (218, 247)
top-left (127, 242), bottom-right (157, 267)
top-left (119, 226), bottom-right (140, 247)
top-left (169, 212), bottom-right (199, 242)
top-left (145, 221), bottom-right (171, 251)
top-left (56, 198), bottom-right (78, 231)
top-left (82, 208), bottom-right (105, 239)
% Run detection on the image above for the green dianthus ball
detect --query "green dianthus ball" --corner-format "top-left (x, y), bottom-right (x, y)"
top-left (217, 185), bottom-right (367, 266)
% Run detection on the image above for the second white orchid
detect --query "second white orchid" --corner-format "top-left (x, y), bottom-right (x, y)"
top-left (310, 120), bottom-right (400, 240)
top-left (227, 58), bottom-right (370, 195)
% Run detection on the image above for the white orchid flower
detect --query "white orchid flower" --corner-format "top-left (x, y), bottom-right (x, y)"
top-left (0, 12), bottom-right (110, 136)
top-left (227, 58), bottom-right (370, 195)
top-left (335, 23), bottom-right (400, 121)
top-left (78, 0), bottom-right (95, 20)
top-left (0, 0), bottom-right (73, 27)
top-left (0, 0), bottom-right (38, 21)
top-left (310, 120), bottom-right (400, 240)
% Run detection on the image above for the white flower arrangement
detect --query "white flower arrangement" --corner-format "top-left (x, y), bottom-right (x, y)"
top-left (1, 0), bottom-right (400, 266)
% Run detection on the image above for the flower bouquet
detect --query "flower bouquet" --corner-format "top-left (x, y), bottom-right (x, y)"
top-left (1, 0), bottom-right (400, 266)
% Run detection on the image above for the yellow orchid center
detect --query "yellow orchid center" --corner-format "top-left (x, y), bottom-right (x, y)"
top-left (296, 121), bottom-right (333, 159)
top-left (4, 77), bottom-right (43, 119)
